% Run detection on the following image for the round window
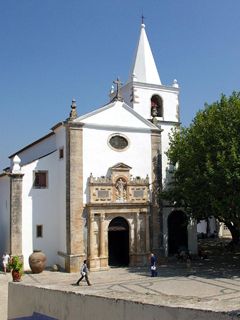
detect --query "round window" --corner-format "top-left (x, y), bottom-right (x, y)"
top-left (109, 135), bottom-right (129, 151)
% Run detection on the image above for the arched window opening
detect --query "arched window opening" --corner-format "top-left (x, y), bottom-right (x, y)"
top-left (151, 95), bottom-right (163, 117)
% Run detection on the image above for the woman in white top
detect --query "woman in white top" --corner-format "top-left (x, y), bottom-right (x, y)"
top-left (2, 253), bottom-right (10, 273)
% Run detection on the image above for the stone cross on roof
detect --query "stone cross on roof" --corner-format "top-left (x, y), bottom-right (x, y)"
top-left (112, 77), bottom-right (123, 102)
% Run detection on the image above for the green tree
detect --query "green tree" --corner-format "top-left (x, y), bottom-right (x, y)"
top-left (163, 92), bottom-right (240, 244)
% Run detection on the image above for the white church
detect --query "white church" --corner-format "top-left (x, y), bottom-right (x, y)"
top-left (0, 23), bottom-right (197, 272)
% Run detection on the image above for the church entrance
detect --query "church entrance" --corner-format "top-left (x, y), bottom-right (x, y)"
top-left (168, 210), bottom-right (188, 255)
top-left (108, 217), bottom-right (129, 266)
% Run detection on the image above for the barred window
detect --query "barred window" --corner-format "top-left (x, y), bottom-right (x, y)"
top-left (33, 171), bottom-right (48, 188)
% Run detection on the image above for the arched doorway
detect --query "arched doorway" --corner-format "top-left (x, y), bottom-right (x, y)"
top-left (168, 210), bottom-right (188, 255)
top-left (108, 217), bottom-right (129, 266)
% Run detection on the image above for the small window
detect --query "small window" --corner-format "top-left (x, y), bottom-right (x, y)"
top-left (36, 225), bottom-right (43, 238)
top-left (59, 148), bottom-right (64, 159)
top-left (33, 171), bottom-right (48, 188)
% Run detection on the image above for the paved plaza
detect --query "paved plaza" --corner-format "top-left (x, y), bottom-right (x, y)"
top-left (1, 239), bottom-right (240, 319)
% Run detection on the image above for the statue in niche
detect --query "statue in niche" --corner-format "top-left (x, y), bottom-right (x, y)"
top-left (115, 178), bottom-right (127, 201)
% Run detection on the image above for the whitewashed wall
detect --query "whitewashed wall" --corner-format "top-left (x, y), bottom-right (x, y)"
top-left (0, 175), bottom-right (10, 257)
top-left (125, 83), bottom-right (179, 122)
top-left (161, 123), bottom-right (176, 186)
top-left (80, 102), bottom-right (153, 205)
top-left (82, 127), bottom-right (152, 203)
top-left (21, 126), bottom-right (66, 269)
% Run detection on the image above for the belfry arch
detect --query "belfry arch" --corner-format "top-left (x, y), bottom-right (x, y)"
top-left (151, 94), bottom-right (163, 117)
top-left (108, 217), bottom-right (129, 266)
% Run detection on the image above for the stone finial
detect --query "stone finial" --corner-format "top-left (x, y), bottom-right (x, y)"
top-left (172, 79), bottom-right (179, 88)
top-left (12, 155), bottom-right (21, 173)
top-left (89, 173), bottom-right (93, 183)
top-left (69, 99), bottom-right (78, 120)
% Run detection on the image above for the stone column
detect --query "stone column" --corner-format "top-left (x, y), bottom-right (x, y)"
top-left (134, 212), bottom-right (140, 254)
top-left (150, 129), bottom-right (162, 255)
top-left (65, 121), bottom-right (85, 272)
top-left (99, 213), bottom-right (108, 269)
top-left (88, 212), bottom-right (95, 259)
top-left (9, 173), bottom-right (24, 256)
top-left (145, 212), bottom-right (150, 253)
top-left (99, 213), bottom-right (105, 257)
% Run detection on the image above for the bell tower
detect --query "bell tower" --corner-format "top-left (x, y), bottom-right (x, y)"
top-left (120, 23), bottom-right (180, 185)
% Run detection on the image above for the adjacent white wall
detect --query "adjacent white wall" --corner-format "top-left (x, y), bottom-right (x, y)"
top-left (21, 126), bottom-right (66, 269)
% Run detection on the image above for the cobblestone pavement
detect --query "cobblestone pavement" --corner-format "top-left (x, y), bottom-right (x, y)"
top-left (2, 262), bottom-right (240, 320)
top-left (1, 239), bottom-right (240, 319)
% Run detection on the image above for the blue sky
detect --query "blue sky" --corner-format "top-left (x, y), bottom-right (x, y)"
top-left (0, 0), bottom-right (239, 169)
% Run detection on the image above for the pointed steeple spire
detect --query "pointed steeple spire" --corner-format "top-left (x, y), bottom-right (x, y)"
top-left (130, 23), bottom-right (161, 85)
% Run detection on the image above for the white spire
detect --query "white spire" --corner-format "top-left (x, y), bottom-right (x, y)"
top-left (130, 24), bottom-right (161, 85)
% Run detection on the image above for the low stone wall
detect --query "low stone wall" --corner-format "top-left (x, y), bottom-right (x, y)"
top-left (8, 283), bottom-right (237, 320)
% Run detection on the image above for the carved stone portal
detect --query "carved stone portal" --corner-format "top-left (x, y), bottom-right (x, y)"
top-left (87, 163), bottom-right (150, 271)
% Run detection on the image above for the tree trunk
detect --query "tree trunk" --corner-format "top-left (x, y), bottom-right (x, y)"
top-left (225, 222), bottom-right (240, 245)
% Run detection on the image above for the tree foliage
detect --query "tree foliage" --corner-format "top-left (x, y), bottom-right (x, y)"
top-left (163, 92), bottom-right (240, 243)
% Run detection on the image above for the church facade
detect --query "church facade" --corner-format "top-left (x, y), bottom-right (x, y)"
top-left (0, 23), bottom-right (197, 272)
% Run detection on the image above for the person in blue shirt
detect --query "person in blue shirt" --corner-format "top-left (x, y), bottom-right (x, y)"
top-left (76, 260), bottom-right (91, 286)
top-left (150, 253), bottom-right (157, 277)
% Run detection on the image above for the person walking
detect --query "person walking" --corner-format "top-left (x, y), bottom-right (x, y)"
top-left (2, 253), bottom-right (10, 274)
top-left (150, 253), bottom-right (157, 277)
top-left (76, 260), bottom-right (91, 286)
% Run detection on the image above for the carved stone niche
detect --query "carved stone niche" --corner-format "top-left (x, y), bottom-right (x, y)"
top-left (88, 163), bottom-right (149, 204)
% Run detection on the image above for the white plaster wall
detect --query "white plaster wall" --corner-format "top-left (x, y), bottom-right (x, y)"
top-left (82, 127), bottom-right (152, 203)
top-left (82, 100), bottom-right (152, 129)
top-left (161, 124), bottom-right (177, 187)
top-left (9, 133), bottom-right (56, 168)
top-left (0, 175), bottom-right (10, 256)
top-left (21, 147), bottom-right (66, 270)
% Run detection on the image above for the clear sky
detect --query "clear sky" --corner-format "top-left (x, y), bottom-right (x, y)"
top-left (0, 0), bottom-right (239, 169)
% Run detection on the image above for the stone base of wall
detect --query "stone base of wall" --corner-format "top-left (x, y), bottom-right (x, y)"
top-left (8, 283), bottom-right (237, 320)
top-left (58, 252), bottom-right (85, 273)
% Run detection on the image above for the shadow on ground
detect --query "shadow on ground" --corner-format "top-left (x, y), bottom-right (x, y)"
top-left (125, 238), bottom-right (240, 279)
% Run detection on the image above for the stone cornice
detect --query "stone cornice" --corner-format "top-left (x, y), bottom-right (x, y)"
top-left (86, 202), bottom-right (150, 209)
top-left (8, 173), bottom-right (24, 178)
top-left (151, 128), bottom-right (163, 134)
top-left (82, 122), bottom-right (159, 133)
top-left (159, 120), bottom-right (180, 126)
top-left (124, 81), bottom-right (179, 93)
top-left (64, 121), bottom-right (84, 129)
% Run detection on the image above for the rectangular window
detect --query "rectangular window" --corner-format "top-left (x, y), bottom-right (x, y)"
top-left (36, 225), bottom-right (43, 238)
top-left (33, 171), bottom-right (48, 188)
top-left (59, 147), bottom-right (64, 159)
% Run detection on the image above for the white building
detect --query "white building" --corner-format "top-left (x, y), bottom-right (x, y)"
top-left (0, 23), bottom-right (197, 272)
